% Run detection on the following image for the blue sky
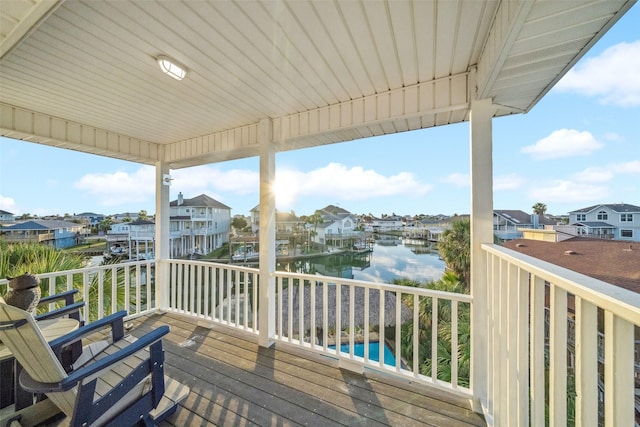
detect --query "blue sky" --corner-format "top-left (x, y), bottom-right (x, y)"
top-left (1, 5), bottom-right (639, 219)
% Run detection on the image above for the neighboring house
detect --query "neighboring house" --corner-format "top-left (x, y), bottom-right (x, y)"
top-left (249, 206), bottom-right (305, 235)
top-left (0, 210), bottom-right (16, 225)
top-left (312, 205), bottom-right (364, 249)
top-left (569, 203), bottom-right (640, 241)
top-left (128, 219), bottom-right (157, 259)
top-left (494, 210), bottom-right (555, 241)
top-left (106, 221), bottom-right (131, 253)
top-left (414, 215), bottom-right (470, 242)
top-left (0, 220), bottom-right (85, 249)
top-left (169, 193), bottom-right (231, 257)
top-left (107, 193), bottom-right (232, 259)
top-left (74, 212), bottom-right (105, 230)
top-left (369, 217), bottom-right (403, 232)
top-left (112, 212), bottom-right (140, 222)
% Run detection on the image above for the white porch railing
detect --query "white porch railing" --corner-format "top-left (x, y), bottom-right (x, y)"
top-left (6, 248), bottom-right (638, 424)
top-left (272, 271), bottom-right (473, 397)
top-left (161, 260), bottom-right (473, 397)
top-left (164, 259), bottom-right (259, 333)
top-left (0, 260), bottom-right (156, 323)
top-left (481, 244), bottom-right (640, 427)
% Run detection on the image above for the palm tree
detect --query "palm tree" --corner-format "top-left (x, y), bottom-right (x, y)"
top-left (399, 272), bottom-right (470, 386)
top-left (1, 241), bottom-right (128, 321)
top-left (532, 202), bottom-right (547, 216)
top-left (305, 211), bottom-right (323, 250)
top-left (98, 217), bottom-right (113, 234)
top-left (437, 219), bottom-right (470, 291)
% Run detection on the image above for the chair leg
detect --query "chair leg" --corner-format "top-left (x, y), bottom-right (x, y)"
top-left (0, 359), bottom-right (15, 409)
top-left (13, 363), bottom-right (34, 411)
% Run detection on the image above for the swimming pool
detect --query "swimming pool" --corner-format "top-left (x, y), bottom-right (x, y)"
top-left (329, 341), bottom-right (397, 367)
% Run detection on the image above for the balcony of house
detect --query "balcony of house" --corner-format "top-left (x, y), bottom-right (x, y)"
top-left (180, 227), bottom-right (220, 236)
top-left (2, 231), bottom-right (55, 243)
top-left (1, 244), bottom-right (637, 425)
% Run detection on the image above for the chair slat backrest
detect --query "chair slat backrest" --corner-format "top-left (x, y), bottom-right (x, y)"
top-left (0, 302), bottom-right (77, 416)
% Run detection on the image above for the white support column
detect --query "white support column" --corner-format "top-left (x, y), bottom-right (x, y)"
top-left (258, 118), bottom-right (276, 348)
top-left (155, 160), bottom-right (171, 311)
top-left (469, 97), bottom-right (494, 415)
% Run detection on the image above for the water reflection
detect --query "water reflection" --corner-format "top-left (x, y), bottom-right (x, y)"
top-left (277, 240), bottom-right (445, 284)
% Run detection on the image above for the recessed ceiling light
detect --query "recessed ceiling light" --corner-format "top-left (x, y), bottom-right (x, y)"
top-left (156, 55), bottom-right (187, 81)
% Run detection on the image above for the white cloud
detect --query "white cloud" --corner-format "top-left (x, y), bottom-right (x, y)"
top-left (75, 163), bottom-right (431, 212)
top-left (570, 161), bottom-right (640, 184)
top-left (73, 165), bottom-right (261, 208)
top-left (610, 160), bottom-right (640, 174)
top-left (571, 167), bottom-right (614, 183)
top-left (74, 167), bottom-right (155, 207)
top-left (441, 173), bottom-right (469, 187)
top-left (273, 163), bottom-right (432, 210)
top-left (0, 195), bottom-right (17, 213)
top-left (556, 40), bottom-right (640, 106)
top-left (529, 180), bottom-right (608, 203)
top-left (494, 174), bottom-right (527, 191)
top-left (173, 166), bottom-right (258, 196)
top-left (521, 129), bottom-right (602, 160)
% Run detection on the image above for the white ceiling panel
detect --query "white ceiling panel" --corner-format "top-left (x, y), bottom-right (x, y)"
top-left (0, 0), bottom-right (635, 168)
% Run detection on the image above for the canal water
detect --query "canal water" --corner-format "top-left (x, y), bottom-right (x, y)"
top-left (276, 239), bottom-right (445, 285)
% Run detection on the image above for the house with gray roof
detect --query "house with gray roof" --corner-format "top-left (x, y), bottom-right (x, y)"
top-left (0, 210), bottom-right (16, 225)
top-left (0, 219), bottom-right (85, 249)
top-left (249, 205), bottom-right (305, 235)
top-left (311, 205), bottom-right (365, 250)
top-left (569, 203), bottom-right (640, 241)
top-left (169, 193), bottom-right (231, 257)
top-left (494, 209), bottom-right (556, 241)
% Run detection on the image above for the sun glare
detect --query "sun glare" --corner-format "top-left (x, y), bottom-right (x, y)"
top-left (273, 177), bottom-right (297, 210)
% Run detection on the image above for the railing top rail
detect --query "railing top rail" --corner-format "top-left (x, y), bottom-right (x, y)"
top-left (482, 243), bottom-right (640, 325)
top-left (274, 270), bottom-right (472, 303)
top-left (0, 259), bottom-right (154, 286)
top-left (163, 259), bottom-right (260, 274)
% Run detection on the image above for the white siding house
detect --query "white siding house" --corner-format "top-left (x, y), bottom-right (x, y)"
top-left (569, 203), bottom-right (640, 241)
top-left (311, 205), bottom-right (364, 249)
top-left (106, 193), bottom-right (232, 259)
top-left (0, 210), bottom-right (16, 224)
top-left (169, 193), bottom-right (231, 257)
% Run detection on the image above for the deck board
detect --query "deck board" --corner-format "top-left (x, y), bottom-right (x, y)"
top-left (126, 312), bottom-right (486, 427)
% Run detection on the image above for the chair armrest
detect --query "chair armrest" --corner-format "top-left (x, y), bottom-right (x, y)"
top-left (34, 301), bottom-right (84, 322)
top-left (36, 289), bottom-right (84, 323)
top-left (48, 311), bottom-right (127, 353)
top-left (38, 289), bottom-right (79, 306)
top-left (20, 326), bottom-right (169, 393)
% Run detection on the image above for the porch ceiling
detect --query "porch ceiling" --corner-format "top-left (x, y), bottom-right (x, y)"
top-left (0, 0), bottom-right (634, 169)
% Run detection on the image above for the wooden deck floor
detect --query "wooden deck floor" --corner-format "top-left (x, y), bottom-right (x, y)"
top-left (128, 311), bottom-right (486, 427)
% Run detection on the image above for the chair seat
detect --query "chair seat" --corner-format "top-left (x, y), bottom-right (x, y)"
top-left (70, 334), bottom-right (189, 424)
top-left (0, 318), bottom-right (79, 361)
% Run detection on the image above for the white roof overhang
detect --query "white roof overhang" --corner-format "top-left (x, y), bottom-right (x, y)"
top-left (0, 0), bottom-right (635, 169)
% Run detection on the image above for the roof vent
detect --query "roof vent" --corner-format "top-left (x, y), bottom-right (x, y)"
top-left (564, 250), bottom-right (577, 255)
top-left (516, 243), bottom-right (526, 247)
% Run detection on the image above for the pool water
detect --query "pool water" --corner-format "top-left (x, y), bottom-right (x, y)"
top-left (329, 341), bottom-right (396, 366)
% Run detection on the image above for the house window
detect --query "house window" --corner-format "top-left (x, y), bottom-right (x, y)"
top-left (576, 214), bottom-right (586, 221)
top-left (621, 229), bottom-right (633, 238)
top-left (597, 210), bottom-right (608, 220)
top-left (621, 213), bottom-right (633, 222)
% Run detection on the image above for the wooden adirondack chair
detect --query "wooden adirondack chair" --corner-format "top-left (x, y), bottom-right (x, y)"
top-left (0, 304), bottom-right (189, 426)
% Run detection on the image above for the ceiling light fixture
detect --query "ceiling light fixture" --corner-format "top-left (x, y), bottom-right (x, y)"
top-left (156, 55), bottom-right (186, 81)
